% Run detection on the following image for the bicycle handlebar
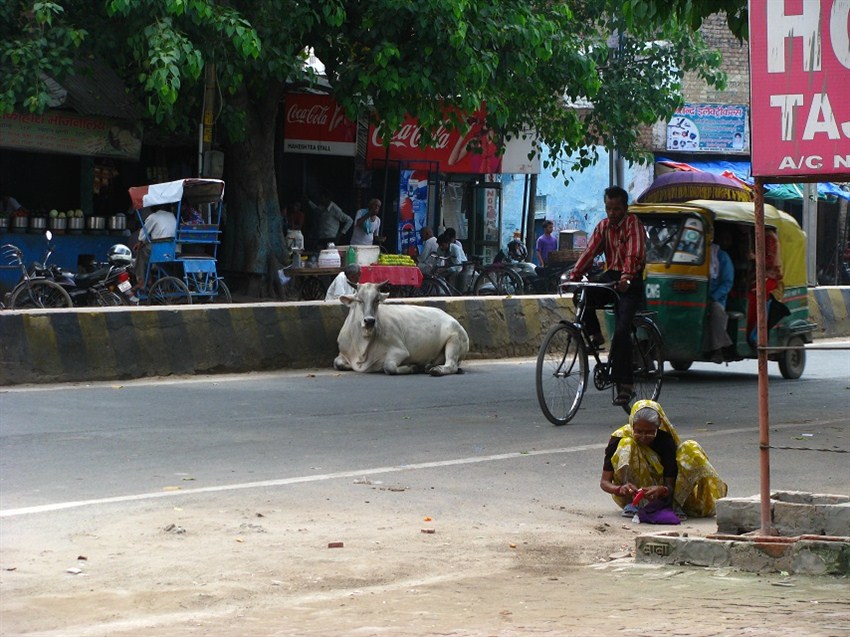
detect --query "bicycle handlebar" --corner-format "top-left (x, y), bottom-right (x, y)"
top-left (558, 279), bottom-right (621, 302)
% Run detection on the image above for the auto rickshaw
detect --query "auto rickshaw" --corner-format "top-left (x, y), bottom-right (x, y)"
top-left (627, 199), bottom-right (815, 378)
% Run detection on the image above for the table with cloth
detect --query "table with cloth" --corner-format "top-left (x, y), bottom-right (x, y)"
top-left (287, 264), bottom-right (422, 300)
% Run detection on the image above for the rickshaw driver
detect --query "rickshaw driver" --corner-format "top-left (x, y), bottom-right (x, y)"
top-left (568, 186), bottom-right (647, 406)
top-left (133, 206), bottom-right (177, 290)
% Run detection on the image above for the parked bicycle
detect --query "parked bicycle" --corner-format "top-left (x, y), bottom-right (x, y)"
top-left (1, 235), bottom-right (72, 309)
top-left (415, 255), bottom-right (525, 297)
top-left (535, 280), bottom-right (664, 425)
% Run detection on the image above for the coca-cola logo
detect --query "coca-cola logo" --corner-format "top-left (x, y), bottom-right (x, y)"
top-left (371, 122), bottom-right (452, 150)
top-left (287, 102), bottom-right (351, 134)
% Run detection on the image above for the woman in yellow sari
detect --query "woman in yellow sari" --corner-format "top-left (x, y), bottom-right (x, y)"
top-left (600, 400), bottom-right (728, 518)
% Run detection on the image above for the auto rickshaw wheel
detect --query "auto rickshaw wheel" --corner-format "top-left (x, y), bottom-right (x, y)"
top-left (778, 336), bottom-right (805, 379)
top-left (670, 360), bottom-right (693, 372)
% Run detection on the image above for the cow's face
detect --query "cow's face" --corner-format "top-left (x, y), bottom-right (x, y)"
top-left (340, 282), bottom-right (389, 333)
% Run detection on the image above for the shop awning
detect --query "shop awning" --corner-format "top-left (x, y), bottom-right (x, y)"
top-left (655, 157), bottom-right (850, 203)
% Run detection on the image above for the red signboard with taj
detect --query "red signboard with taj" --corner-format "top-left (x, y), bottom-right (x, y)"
top-left (283, 94), bottom-right (357, 156)
top-left (748, 0), bottom-right (850, 177)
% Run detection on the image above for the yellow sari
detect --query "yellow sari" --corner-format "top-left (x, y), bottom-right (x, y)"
top-left (609, 400), bottom-right (728, 517)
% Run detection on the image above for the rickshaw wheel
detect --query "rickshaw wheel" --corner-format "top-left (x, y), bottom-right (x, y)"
top-left (670, 360), bottom-right (692, 372)
top-left (778, 336), bottom-right (805, 379)
top-left (197, 279), bottom-right (232, 303)
top-left (148, 276), bottom-right (192, 305)
top-left (215, 279), bottom-right (232, 303)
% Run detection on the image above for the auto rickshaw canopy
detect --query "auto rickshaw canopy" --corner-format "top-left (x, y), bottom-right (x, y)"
top-left (630, 199), bottom-right (807, 291)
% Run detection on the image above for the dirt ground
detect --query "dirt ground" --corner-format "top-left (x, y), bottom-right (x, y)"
top-left (1, 482), bottom-right (848, 637)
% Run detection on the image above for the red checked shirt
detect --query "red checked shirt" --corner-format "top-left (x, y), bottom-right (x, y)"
top-left (570, 213), bottom-right (646, 279)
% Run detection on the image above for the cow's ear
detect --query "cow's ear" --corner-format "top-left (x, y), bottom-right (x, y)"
top-left (379, 292), bottom-right (390, 303)
top-left (339, 294), bottom-right (355, 306)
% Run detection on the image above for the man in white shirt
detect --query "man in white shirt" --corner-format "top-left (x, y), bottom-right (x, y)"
top-left (325, 264), bottom-right (361, 301)
top-left (351, 199), bottom-right (381, 246)
top-left (134, 208), bottom-right (177, 287)
top-left (418, 226), bottom-right (439, 266)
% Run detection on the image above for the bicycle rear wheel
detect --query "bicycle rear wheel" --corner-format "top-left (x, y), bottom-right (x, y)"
top-left (413, 276), bottom-right (451, 297)
top-left (628, 316), bottom-right (664, 409)
top-left (473, 267), bottom-right (524, 296)
top-left (536, 323), bottom-right (588, 425)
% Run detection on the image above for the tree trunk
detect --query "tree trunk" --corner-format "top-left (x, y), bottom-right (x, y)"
top-left (221, 85), bottom-right (288, 296)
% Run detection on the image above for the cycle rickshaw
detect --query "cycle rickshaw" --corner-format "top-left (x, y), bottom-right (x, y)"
top-left (128, 178), bottom-right (231, 304)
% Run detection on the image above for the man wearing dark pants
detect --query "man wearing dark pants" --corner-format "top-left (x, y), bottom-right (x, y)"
top-left (568, 186), bottom-right (646, 406)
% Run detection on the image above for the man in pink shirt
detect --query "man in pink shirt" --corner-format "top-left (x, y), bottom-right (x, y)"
top-left (569, 186), bottom-right (646, 405)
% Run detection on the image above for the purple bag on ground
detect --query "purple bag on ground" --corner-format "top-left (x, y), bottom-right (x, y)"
top-left (638, 499), bottom-right (681, 525)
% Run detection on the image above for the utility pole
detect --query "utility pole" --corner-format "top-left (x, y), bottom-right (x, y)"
top-left (199, 63), bottom-right (216, 177)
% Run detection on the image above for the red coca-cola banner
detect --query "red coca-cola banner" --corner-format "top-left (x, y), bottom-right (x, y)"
top-left (749, 0), bottom-right (850, 178)
top-left (283, 94), bottom-right (356, 156)
top-left (367, 107), bottom-right (538, 174)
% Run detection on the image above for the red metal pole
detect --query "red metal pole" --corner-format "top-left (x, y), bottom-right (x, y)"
top-left (754, 178), bottom-right (772, 536)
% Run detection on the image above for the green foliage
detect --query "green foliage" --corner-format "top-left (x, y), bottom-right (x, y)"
top-left (1, 0), bottom-right (746, 165)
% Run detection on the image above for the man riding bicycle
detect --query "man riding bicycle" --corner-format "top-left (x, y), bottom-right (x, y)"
top-left (568, 186), bottom-right (646, 406)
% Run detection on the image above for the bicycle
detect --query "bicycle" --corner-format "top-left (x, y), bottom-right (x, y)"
top-left (535, 280), bottom-right (664, 425)
top-left (415, 255), bottom-right (524, 297)
top-left (1, 241), bottom-right (73, 309)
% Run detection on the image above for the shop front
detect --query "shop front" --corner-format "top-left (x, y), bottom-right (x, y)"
top-left (0, 110), bottom-right (148, 294)
top-left (365, 108), bottom-right (539, 262)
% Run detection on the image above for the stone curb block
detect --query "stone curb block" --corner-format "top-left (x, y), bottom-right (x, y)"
top-left (717, 491), bottom-right (850, 537)
top-left (635, 532), bottom-right (850, 575)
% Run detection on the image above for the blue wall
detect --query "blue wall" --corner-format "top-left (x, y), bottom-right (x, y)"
top-left (500, 146), bottom-right (645, 264)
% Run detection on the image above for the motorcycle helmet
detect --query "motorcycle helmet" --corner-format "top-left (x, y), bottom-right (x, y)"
top-left (107, 244), bottom-right (133, 266)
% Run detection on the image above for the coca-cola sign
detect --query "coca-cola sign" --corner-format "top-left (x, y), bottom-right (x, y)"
top-left (283, 94), bottom-right (356, 157)
top-left (367, 108), bottom-right (539, 174)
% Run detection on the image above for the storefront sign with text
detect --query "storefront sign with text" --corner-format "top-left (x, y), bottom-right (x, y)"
top-left (0, 111), bottom-right (142, 160)
top-left (282, 94), bottom-right (357, 157)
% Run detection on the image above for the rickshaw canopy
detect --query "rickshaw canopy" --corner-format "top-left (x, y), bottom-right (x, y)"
top-left (128, 178), bottom-right (225, 210)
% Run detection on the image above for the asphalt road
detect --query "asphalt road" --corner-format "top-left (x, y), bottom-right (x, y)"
top-left (2, 347), bottom-right (848, 515)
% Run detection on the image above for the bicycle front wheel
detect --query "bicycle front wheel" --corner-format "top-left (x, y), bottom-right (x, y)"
top-left (536, 323), bottom-right (588, 425)
top-left (629, 316), bottom-right (664, 407)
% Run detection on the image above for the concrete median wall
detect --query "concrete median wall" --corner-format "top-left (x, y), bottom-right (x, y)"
top-left (2, 287), bottom-right (847, 386)
top-left (0, 296), bottom-right (574, 386)
top-left (808, 286), bottom-right (850, 339)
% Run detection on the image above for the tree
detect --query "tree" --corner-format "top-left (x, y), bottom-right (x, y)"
top-left (1, 0), bottom-right (746, 291)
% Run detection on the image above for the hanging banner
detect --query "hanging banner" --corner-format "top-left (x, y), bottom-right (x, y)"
top-left (749, 0), bottom-right (850, 177)
top-left (0, 110), bottom-right (142, 160)
top-left (367, 107), bottom-right (539, 174)
top-left (282, 94), bottom-right (357, 156)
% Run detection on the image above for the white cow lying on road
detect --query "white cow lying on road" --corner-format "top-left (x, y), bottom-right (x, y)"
top-left (335, 282), bottom-right (469, 375)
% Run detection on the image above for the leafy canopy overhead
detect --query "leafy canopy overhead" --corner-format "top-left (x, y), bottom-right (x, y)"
top-left (1, 0), bottom-right (747, 174)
